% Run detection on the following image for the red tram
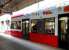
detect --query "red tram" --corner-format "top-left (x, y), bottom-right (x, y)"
top-left (10, 10), bottom-right (69, 49)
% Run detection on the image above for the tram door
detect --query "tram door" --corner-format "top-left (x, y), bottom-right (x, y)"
top-left (22, 19), bottom-right (29, 40)
top-left (58, 14), bottom-right (69, 49)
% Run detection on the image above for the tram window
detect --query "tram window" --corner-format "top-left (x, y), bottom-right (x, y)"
top-left (44, 18), bottom-right (55, 35)
top-left (11, 23), bottom-right (14, 29)
top-left (17, 21), bottom-right (21, 29)
top-left (11, 21), bottom-right (21, 29)
top-left (31, 19), bottom-right (44, 33)
top-left (11, 22), bottom-right (17, 29)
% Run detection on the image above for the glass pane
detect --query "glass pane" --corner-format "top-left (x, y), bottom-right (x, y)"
top-left (31, 20), bottom-right (38, 32)
top-left (17, 21), bottom-right (21, 29)
top-left (11, 22), bottom-right (17, 29)
top-left (44, 18), bottom-right (55, 35)
top-left (11, 21), bottom-right (21, 29)
top-left (31, 19), bottom-right (44, 33)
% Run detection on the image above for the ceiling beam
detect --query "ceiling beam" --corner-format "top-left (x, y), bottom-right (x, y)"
top-left (0, 0), bottom-right (13, 8)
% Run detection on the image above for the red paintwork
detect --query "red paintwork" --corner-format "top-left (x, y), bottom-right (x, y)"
top-left (64, 6), bottom-right (69, 12)
top-left (29, 32), bottom-right (58, 47)
top-left (5, 30), bottom-right (23, 38)
top-left (5, 31), bottom-right (58, 47)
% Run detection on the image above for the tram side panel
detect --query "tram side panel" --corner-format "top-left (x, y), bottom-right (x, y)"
top-left (28, 18), bottom-right (58, 48)
top-left (10, 15), bottom-right (58, 47)
top-left (6, 14), bottom-right (58, 47)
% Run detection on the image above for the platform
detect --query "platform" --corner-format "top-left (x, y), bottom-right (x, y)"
top-left (0, 33), bottom-right (64, 50)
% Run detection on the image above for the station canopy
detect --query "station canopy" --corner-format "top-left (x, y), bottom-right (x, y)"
top-left (12, 0), bottom-right (69, 17)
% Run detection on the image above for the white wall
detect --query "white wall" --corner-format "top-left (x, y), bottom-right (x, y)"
top-left (0, 14), bottom-right (11, 32)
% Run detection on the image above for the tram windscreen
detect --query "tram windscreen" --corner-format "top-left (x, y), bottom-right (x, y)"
top-left (11, 21), bottom-right (21, 29)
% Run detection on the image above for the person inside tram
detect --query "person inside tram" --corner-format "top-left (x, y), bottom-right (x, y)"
top-left (32, 24), bottom-right (37, 32)
top-left (45, 28), bottom-right (51, 33)
top-left (11, 23), bottom-right (14, 29)
top-left (11, 22), bottom-right (17, 29)
top-left (17, 22), bottom-right (21, 29)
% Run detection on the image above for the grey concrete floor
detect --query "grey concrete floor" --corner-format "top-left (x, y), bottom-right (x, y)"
top-left (0, 33), bottom-right (65, 50)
